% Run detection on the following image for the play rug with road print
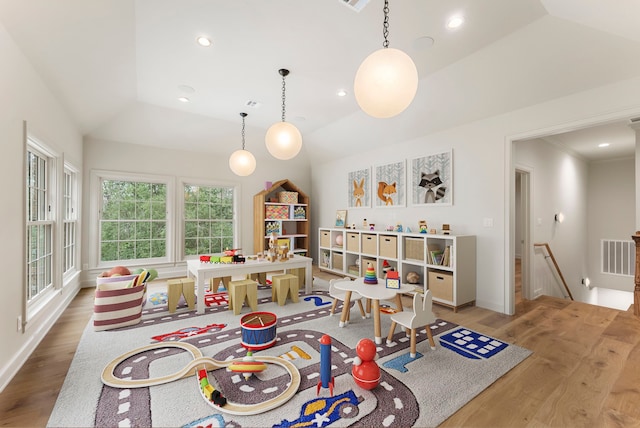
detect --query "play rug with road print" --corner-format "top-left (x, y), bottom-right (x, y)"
top-left (48, 283), bottom-right (531, 428)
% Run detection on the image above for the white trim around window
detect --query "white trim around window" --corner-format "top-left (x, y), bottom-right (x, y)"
top-left (89, 170), bottom-right (175, 269)
top-left (177, 177), bottom-right (241, 261)
top-left (25, 134), bottom-right (59, 321)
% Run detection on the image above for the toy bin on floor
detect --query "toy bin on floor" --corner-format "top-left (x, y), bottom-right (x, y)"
top-left (93, 279), bottom-right (147, 331)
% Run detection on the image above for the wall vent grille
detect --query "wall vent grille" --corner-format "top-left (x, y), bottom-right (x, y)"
top-left (601, 239), bottom-right (634, 277)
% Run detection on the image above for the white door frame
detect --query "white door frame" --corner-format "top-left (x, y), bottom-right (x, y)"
top-left (505, 107), bottom-right (640, 315)
top-left (515, 166), bottom-right (533, 301)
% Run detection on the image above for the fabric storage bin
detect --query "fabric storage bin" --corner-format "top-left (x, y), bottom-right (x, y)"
top-left (346, 232), bottom-right (359, 252)
top-left (361, 234), bottom-right (377, 255)
top-left (320, 230), bottom-right (331, 247)
top-left (379, 235), bottom-right (397, 258)
top-left (428, 270), bottom-right (453, 302)
top-left (265, 221), bottom-right (281, 234)
top-left (332, 252), bottom-right (344, 270)
top-left (266, 205), bottom-right (289, 219)
top-left (96, 274), bottom-right (138, 286)
top-left (293, 206), bottom-right (306, 219)
top-left (278, 191), bottom-right (298, 204)
top-left (405, 237), bottom-right (424, 261)
top-left (93, 280), bottom-right (147, 331)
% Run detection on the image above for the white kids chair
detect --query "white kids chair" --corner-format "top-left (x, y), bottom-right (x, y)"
top-left (328, 278), bottom-right (367, 323)
top-left (386, 289), bottom-right (437, 358)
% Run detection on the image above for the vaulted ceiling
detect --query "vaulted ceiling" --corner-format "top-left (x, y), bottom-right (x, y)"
top-left (1, 0), bottom-right (638, 163)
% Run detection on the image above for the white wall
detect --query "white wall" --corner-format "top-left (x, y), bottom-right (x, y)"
top-left (0, 23), bottom-right (83, 391)
top-left (81, 138), bottom-right (311, 283)
top-left (514, 138), bottom-right (590, 301)
top-left (587, 157), bottom-right (635, 292)
top-left (312, 76), bottom-right (640, 314)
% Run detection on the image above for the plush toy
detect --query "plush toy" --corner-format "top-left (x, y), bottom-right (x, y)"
top-left (147, 269), bottom-right (158, 282)
top-left (131, 267), bottom-right (158, 282)
top-left (406, 271), bottom-right (420, 284)
top-left (100, 266), bottom-right (131, 278)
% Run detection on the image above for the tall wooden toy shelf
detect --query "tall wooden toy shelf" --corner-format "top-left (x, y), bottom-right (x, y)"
top-left (318, 228), bottom-right (476, 312)
top-left (254, 179), bottom-right (309, 256)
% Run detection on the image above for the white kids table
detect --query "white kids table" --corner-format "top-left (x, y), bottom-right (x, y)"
top-left (186, 255), bottom-right (313, 314)
top-left (335, 277), bottom-right (414, 344)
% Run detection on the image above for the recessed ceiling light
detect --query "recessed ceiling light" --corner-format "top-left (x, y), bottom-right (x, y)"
top-left (598, 143), bottom-right (610, 148)
top-left (447, 16), bottom-right (464, 29)
top-left (337, 89), bottom-right (347, 97)
top-left (196, 36), bottom-right (212, 47)
top-left (178, 97), bottom-right (190, 103)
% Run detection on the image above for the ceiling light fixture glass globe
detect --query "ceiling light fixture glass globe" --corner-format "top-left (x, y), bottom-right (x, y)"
top-left (354, 47), bottom-right (418, 118)
top-left (265, 121), bottom-right (302, 160)
top-left (229, 149), bottom-right (256, 176)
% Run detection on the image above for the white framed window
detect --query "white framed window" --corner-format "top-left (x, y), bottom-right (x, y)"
top-left (181, 181), bottom-right (238, 259)
top-left (63, 164), bottom-right (78, 276)
top-left (91, 171), bottom-right (173, 268)
top-left (26, 140), bottom-right (56, 305)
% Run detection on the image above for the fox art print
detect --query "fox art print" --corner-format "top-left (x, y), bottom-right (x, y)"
top-left (419, 170), bottom-right (446, 203)
top-left (377, 181), bottom-right (397, 206)
top-left (353, 178), bottom-right (365, 207)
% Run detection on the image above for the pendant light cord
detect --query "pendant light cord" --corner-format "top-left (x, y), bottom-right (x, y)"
top-left (281, 74), bottom-right (287, 122)
top-left (382, 0), bottom-right (389, 48)
top-left (240, 112), bottom-right (247, 150)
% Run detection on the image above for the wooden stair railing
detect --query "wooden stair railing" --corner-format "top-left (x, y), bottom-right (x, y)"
top-left (631, 232), bottom-right (640, 316)
top-left (533, 243), bottom-right (574, 300)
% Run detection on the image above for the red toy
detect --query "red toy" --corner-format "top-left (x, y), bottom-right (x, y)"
top-left (351, 338), bottom-right (380, 390)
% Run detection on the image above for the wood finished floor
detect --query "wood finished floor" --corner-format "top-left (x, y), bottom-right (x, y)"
top-left (1, 266), bottom-right (639, 427)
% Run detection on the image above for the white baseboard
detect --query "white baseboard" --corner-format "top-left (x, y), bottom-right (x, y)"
top-left (0, 283), bottom-right (80, 393)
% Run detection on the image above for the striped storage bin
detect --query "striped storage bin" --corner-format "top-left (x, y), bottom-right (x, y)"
top-left (93, 280), bottom-right (147, 331)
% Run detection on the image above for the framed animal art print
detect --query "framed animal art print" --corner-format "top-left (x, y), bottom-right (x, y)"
top-left (347, 168), bottom-right (371, 209)
top-left (374, 160), bottom-right (406, 208)
top-left (410, 150), bottom-right (452, 206)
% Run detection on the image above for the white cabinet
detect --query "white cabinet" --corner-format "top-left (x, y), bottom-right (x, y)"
top-left (318, 228), bottom-right (476, 312)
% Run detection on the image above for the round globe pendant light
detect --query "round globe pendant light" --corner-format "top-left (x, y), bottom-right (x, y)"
top-left (354, 0), bottom-right (418, 118)
top-left (229, 112), bottom-right (256, 176)
top-left (265, 69), bottom-right (302, 160)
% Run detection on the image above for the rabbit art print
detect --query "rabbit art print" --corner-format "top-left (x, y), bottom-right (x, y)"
top-left (353, 178), bottom-right (365, 207)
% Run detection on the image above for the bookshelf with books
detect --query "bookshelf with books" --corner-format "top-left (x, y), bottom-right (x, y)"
top-left (318, 228), bottom-right (476, 312)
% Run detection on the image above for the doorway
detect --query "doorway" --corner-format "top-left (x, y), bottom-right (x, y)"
top-left (515, 167), bottom-right (532, 305)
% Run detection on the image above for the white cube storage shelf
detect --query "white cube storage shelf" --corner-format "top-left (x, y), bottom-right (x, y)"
top-left (318, 228), bottom-right (476, 311)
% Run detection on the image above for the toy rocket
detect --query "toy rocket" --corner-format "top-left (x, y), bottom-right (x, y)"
top-left (317, 334), bottom-right (334, 396)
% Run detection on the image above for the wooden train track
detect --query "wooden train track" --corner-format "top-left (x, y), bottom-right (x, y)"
top-left (101, 341), bottom-right (301, 416)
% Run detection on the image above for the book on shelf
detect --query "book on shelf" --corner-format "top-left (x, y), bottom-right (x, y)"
top-left (427, 243), bottom-right (440, 264)
top-left (430, 250), bottom-right (443, 265)
top-left (442, 246), bottom-right (451, 267)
